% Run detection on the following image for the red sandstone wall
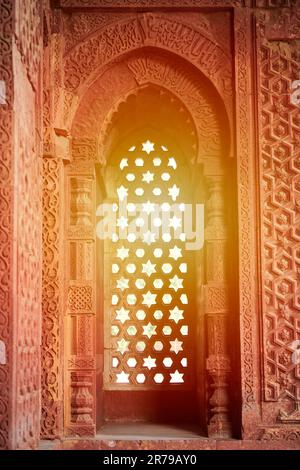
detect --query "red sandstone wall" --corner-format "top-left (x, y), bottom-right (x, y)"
top-left (0, 0), bottom-right (43, 449)
top-left (0, 0), bottom-right (299, 450)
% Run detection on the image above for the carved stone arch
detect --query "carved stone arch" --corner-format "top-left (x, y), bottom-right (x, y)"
top-left (63, 12), bottom-right (233, 125)
top-left (97, 84), bottom-right (199, 166)
top-left (70, 49), bottom-right (231, 168)
top-left (62, 30), bottom-right (237, 436)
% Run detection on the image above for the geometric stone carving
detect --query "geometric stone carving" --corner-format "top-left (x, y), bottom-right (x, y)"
top-left (204, 286), bottom-right (229, 313)
top-left (68, 357), bottom-right (95, 370)
top-left (278, 403), bottom-right (300, 424)
top-left (257, 17), bottom-right (300, 406)
top-left (67, 286), bottom-right (93, 313)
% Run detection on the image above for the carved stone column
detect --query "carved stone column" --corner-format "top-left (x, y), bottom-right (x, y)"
top-left (204, 175), bottom-right (232, 438)
top-left (65, 157), bottom-right (97, 437)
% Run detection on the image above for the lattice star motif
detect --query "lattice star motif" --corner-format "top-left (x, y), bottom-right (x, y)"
top-left (116, 371), bottom-right (129, 383)
top-left (169, 245), bottom-right (182, 260)
top-left (168, 157), bottom-right (177, 170)
top-left (169, 306), bottom-right (184, 324)
top-left (168, 184), bottom-right (180, 201)
top-left (169, 215), bottom-right (182, 230)
top-left (142, 291), bottom-right (157, 308)
top-left (117, 246), bottom-right (129, 260)
top-left (142, 200), bottom-right (156, 215)
top-left (180, 294), bottom-right (188, 304)
top-left (143, 323), bottom-right (157, 339)
top-left (117, 185), bottom-right (128, 201)
top-left (116, 277), bottom-right (129, 291)
top-left (142, 260), bottom-right (156, 277)
top-left (143, 230), bottom-right (156, 245)
top-left (169, 275), bottom-right (183, 292)
top-left (142, 140), bottom-right (155, 154)
top-left (120, 158), bottom-right (128, 170)
top-left (117, 216), bottom-right (128, 230)
top-left (142, 171), bottom-right (154, 184)
top-left (143, 355), bottom-right (156, 370)
top-left (115, 307), bottom-right (130, 324)
top-left (170, 338), bottom-right (183, 354)
top-left (117, 338), bottom-right (130, 355)
top-left (170, 370), bottom-right (184, 383)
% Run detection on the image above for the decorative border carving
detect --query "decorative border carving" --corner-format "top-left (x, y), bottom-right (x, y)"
top-left (0, 0), bottom-right (13, 451)
top-left (255, 0), bottom-right (298, 8)
top-left (42, 158), bottom-right (64, 438)
top-left (234, 8), bottom-right (260, 433)
top-left (72, 138), bottom-right (98, 161)
top-left (259, 427), bottom-right (300, 443)
top-left (71, 51), bottom-right (230, 166)
top-left (60, 0), bottom-right (247, 8)
top-left (64, 13), bottom-right (232, 109)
